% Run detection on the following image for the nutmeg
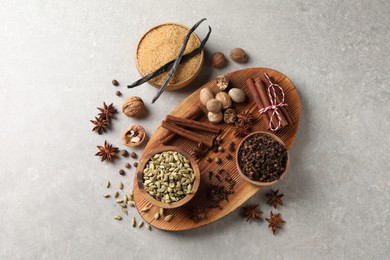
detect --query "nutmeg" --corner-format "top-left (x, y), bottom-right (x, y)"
top-left (206, 99), bottom-right (222, 113)
top-left (224, 108), bottom-right (237, 124)
top-left (216, 75), bottom-right (229, 91)
top-left (215, 92), bottom-right (232, 109)
top-left (228, 88), bottom-right (246, 103)
top-left (211, 52), bottom-right (226, 68)
top-left (208, 111), bottom-right (223, 123)
top-left (200, 88), bottom-right (214, 106)
top-left (122, 96), bottom-right (146, 117)
top-left (230, 48), bottom-right (247, 63)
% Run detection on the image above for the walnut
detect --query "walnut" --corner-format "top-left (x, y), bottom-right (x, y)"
top-left (216, 75), bottom-right (229, 91)
top-left (122, 96), bottom-right (146, 117)
top-left (122, 124), bottom-right (147, 147)
top-left (224, 108), bottom-right (237, 124)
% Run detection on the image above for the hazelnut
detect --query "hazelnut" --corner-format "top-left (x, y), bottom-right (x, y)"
top-left (122, 96), bottom-right (145, 117)
top-left (211, 52), bottom-right (226, 68)
top-left (228, 88), bottom-right (246, 103)
top-left (230, 48), bottom-right (247, 63)
top-left (200, 88), bottom-right (214, 106)
top-left (216, 75), bottom-right (229, 90)
top-left (215, 92), bottom-right (232, 109)
top-left (206, 99), bottom-right (222, 113)
top-left (122, 124), bottom-right (146, 147)
top-left (208, 111), bottom-right (223, 123)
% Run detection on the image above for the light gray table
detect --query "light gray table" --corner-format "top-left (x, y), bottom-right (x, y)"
top-left (1, 0), bottom-right (389, 259)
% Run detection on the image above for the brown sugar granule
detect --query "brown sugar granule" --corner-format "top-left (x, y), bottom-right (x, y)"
top-left (136, 24), bottom-right (202, 87)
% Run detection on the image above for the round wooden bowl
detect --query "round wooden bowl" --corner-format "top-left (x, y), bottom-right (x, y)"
top-left (135, 23), bottom-right (204, 91)
top-left (136, 146), bottom-right (201, 209)
top-left (236, 131), bottom-right (290, 187)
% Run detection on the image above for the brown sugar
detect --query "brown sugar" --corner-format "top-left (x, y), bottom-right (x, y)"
top-left (136, 23), bottom-right (203, 89)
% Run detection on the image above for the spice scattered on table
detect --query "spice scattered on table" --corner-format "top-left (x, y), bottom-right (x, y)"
top-left (211, 52), bottom-right (226, 68)
top-left (230, 48), bottom-right (247, 63)
top-left (106, 181), bottom-right (111, 188)
top-left (115, 90), bottom-right (122, 97)
top-left (233, 121), bottom-right (250, 138)
top-left (130, 152), bottom-right (137, 159)
top-left (112, 79), bottom-right (119, 86)
top-left (98, 102), bottom-right (118, 120)
top-left (124, 163), bottom-right (131, 169)
top-left (120, 149), bottom-right (129, 157)
top-left (266, 211), bottom-right (285, 235)
top-left (114, 215), bottom-right (122, 221)
top-left (103, 194), bottom-right (110, 198)
top-left (95, 141), bottom-right (119, 162)
top-left (119, 169), bottom-right (125, 176)
top-left (241, 204), bottom-right (263, 222)
top-left (266, 189), bottom-right (284, 209)
top-left (90, 116), bottom-right (110, 135)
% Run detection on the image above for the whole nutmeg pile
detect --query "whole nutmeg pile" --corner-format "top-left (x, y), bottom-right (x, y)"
top-left (199, 75), bottom-right (247, 124)
top-left (122, 96), bottom-right (146, 117)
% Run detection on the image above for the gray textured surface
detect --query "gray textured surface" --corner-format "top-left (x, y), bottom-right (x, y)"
top-left (1, 0), bottom-right (389, 259)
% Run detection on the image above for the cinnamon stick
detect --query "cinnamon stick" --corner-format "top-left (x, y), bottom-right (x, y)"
top-left (255, 78), bottom-right (288, 129)
top-left (166, 115), bottom-right (221, 134)
top-left (246, 78), bottom-right (271, 127)
top-left (261, 76), bottom-right (293, 125)
top-left (161, 121), bottom-right (214, 147)
top-left (159, 105), bottom-right (203, 143)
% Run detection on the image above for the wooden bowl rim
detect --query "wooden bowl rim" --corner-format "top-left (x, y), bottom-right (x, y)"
top-left (135, 22), bottom-right (204, 91)
top-left (236, 131), bottom-right (290, 187)
top-left (136, 145), bottom-right (201, 209)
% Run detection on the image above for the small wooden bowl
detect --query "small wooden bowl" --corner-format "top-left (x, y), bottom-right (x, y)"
top-left (136, 146), bottom-right (201, 209)
top-left (236, 131), bottom-right (289, 187)
top-left (135, 23), bottom-right (204, 91)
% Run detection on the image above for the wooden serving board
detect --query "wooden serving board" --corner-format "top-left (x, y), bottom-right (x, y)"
top-left (133, 67), bottom-right (301, 231)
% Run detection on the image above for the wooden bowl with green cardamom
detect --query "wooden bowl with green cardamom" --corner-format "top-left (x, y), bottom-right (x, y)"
top-left (236, 131), bottom-right (290, 187)
top-left (136, 146), bottom-right (201, 209)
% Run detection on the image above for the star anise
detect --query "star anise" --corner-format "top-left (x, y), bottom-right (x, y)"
top-left (97, 102), bottom-right (118, 120)
top-left (90, 116), bottom-right (110, 134)
top-left (190, 142), bottom-right (207, 160)
top-left (233, 121), bottom-right (250, 138)
top-left (266, 189), bottom-right (284, 209)
top-left (237, 110), bottom-right (254, 126)
top-left (95, 140), bottom-right (119, 162)
top-left (266, 211), bottom-right (285, 235)
top-left (241, 204), bottom-right (263, 222)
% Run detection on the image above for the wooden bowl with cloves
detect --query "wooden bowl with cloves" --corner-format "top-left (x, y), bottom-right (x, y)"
top-left (236, 131), bottom-right (289, 187)
top-left (136, 146), bottom-right (201, 209)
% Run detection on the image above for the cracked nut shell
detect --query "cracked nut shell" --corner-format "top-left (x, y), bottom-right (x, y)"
top-left (122, 96), bottom-right (145, 117)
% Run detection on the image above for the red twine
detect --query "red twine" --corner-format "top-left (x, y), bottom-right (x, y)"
top-left (258, 73), bottom-right (288, 131)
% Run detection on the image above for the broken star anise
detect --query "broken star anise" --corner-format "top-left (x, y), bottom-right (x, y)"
top-left (97, 102), bottom-right (118, 120)
top-left (241, 204), bottom-right (263, 222)
top-left (90, 116), bottom-right (110, 135)
top-left (95, 140), bottom-right (119, 162)
top-left (190, 206), bottom-right (207, 223)
top-left (266, 189), bottom-right (284, 209)
top-left (237, 110), bottom-right (254, 126)
top-left (266, 211), bottom-right (285, 235)
top-left (190, 142), bottom-right (208, 160)
top-left (233, 121), bottom-right (250, 138)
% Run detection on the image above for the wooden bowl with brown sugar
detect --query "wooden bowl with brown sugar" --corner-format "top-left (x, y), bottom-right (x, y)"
top-left (236, 131), bottom-right (290, 187)
top-left (135, 23), bottom-right (204, 91)
top-left (136, 146), bottom-right (201, 209)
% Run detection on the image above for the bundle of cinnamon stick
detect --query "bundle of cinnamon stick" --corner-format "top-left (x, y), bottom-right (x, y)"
top-left (246, 73), bottom-right (292, 131)
top-left (159, 105), bottom-right (221, 147)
